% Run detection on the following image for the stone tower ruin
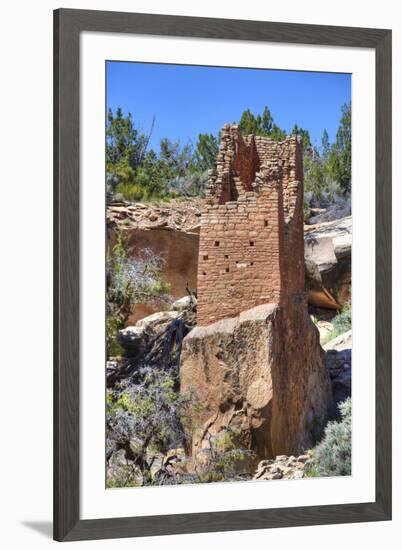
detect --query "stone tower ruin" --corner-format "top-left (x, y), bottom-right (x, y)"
top-left (197, 124), bottom-right (305, 326)
top-left (180, 124), bottom-right (332, 466)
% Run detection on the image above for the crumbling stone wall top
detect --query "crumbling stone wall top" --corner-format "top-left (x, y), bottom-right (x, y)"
top-left (197, 124), bottom-right (305, 326)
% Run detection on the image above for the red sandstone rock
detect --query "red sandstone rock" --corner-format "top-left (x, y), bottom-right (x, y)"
top-left (180, 303), bottom-right (333, 462)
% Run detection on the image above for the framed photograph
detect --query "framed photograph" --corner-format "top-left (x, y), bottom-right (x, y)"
top-left (54, 8), bottom-right (392, 542)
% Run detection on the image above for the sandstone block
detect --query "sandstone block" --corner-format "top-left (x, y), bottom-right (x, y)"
top-left (180, 303), bottom-right (333, 466)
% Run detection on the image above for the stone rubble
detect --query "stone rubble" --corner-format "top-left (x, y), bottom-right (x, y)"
top-left (107, 197), bottom-right (203, 233)
top-left (253, 454), bottom-right (311, 481)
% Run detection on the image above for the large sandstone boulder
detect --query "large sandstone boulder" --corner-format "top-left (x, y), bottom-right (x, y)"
top-left (304, 216), bottom-right (351, 307)
top-left (180, 302), bottom-right (333, 466)
top-left (305, 258), bottom-right (340, 310)
top-left (135, 310), bottom-right (180, 332)
top-left (170, 295), bottom-right (197, 312)
top-left (117, 326), bottom-right (147, 358)
top-left (118, 311), bottom-right (180, 357)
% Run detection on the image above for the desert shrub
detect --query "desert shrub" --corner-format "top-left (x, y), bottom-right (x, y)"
top-left (308, 194), bottom-right (351, 224)
top-left (107, 475), bottom-right (138, 489)
top-left (194, 428), bottom-right (256, 483)
top-left (326, 303), bottom-right (351, 342)
top-left (166, 171), bottom-right (208, 198)
top-left (106, 314), bottom-right (124, 357)
top-left (305, 398), bottom-right (351, 477)
top-left (322, 179), bottom-right (345, 203)
top-left (107, 234), bottom-right (170, 319)
top-left (106, 365), bottom-right (186, 485)
top-left (115, 182), bottom-right (148, 202)
top-left (106, 233), bottom-right (171, 359)
top-left (303, 191), bottom-right (313, 221)
top-left (306, 178), bottom-right (351, 223)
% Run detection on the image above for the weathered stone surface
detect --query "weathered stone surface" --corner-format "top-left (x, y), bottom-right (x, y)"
top-left (135, 310), bottom-right (179, 332)
top-left (305, 216), bottom-right (351, 267)
top-left (117, 311), bottom-right (180, 358)
top-left (314, 319), bottom-right (334, 343)
top-left (253, 454), bottom-right (309, 481)
top-left (304, 216), bottom-right (351, 307)
top-left (106, 449), bottom-right (142, 487)
top-left (107, 197), bottom-right (203, 233)
top-left (324, 329), bottom-right (352, 352)
top-left (324, 330), bottom-right (352, 409)
top-left (305, 258), bottom-right (340, 310)
top-left (170, 295), bottom-right (196, 312)
top-left (180, 303), bottom-right (333, 464)
top-left (117, 326), bottom-right (147, 357)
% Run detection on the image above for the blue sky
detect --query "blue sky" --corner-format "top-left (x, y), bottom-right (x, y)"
top-left (107, 61), bottom-right (351, 151)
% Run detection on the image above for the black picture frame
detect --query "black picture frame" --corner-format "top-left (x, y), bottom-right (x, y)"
top-left (54, 8), bottom-right (392, 542)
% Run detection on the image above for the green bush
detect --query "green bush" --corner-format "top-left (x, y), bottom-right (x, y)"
top-left (192, 428), bottom-right (257, 483)
top-left (107, 234), bottom-right (171, 317)
top-left (327, 303), bottom-right (351, 341)
top-left (106, 365), bottom-right (185, 485)
top-left (106, 233), bottom-right (171, 360)
top-left (115, 182), bottom-right (147, 202)
top-left (305, 398), bottom-right (351, 477)
top-left (106, 314), bottom-right (124, 357)
top-left (303, 195), bottom-right (312, 221)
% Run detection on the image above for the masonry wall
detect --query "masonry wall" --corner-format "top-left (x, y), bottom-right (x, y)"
top-left (197, 124), bottom-right (304, 326)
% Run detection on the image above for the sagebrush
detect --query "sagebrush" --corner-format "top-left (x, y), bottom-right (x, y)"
top-left (306, 398), bottom-right (352, 477)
